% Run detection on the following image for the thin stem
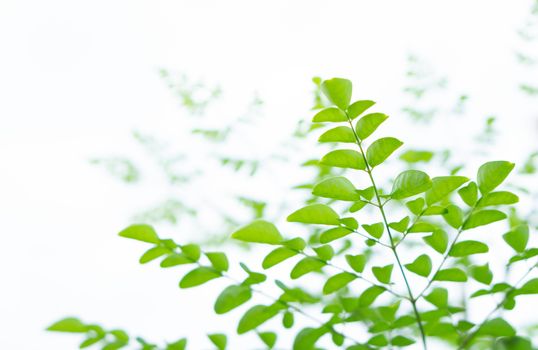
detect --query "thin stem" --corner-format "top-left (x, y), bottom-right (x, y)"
top-left (345, 115), bottom-right (428, 350)
top-left (457, 260), bottom-right (538, 349)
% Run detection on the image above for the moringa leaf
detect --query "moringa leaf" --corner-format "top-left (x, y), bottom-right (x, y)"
top-left (372, 264), bottom-right (393, 284)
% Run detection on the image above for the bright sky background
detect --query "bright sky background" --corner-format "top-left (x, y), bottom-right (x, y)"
top-left (1, 0), bottom-right (537, 349)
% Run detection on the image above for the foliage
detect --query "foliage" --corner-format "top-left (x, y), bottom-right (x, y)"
top-left (49, 78), bottom-right (537, 349)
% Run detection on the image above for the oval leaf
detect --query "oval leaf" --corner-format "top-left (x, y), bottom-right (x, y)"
top-left (320, 149), bottom-right (366, 170)
top-left (312, 176), bottom-right (360, 201)
top-left (391, 170), bottom-right (432, 200)
top-left (231, 220), bottom-right (283, 244)
top-left (287, 204), bottom-right (340, 225)
top-left (366, 137), bottom-right (403, 167)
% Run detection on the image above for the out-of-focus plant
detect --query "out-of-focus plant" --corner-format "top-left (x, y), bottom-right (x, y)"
top-left (50, 78), bottom-right (537, 349)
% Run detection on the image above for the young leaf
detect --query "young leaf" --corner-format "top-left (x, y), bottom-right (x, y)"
top-left (237, 304), bottom-right (281, 334)
top-left (323, 272), bottom-right (357, 294)
top-left (119, 224), bottom-right (160, 244)
top-left (503, 224), bottom-right (529, 252)
top-left (433, 268), bottom-right (468, 282)
top-left (283, 237), bottom-right (307, 250)
top-left (425, 176), bottom-right (469, 205)
top-left (477, 191), bottom-right (519, 207)
top-left (231, 220), bottom-right (283, 244)
top-left (358, 286), bottom-right (386, 307)
top-left (320, 149), bottom-right (366, 170)
top-left (139, 246), bottom-right (169, 264)
top-left (313, 245), bottom-right (334, 261)
top-left (517, 278), bottom-right (538, 295)
top-left (424, 288), bottom-right (448, 308)
top-left (399, 150), bottom-right (434, 163)
top-left (181, 244), bottom-right (201, 261)
top-left (179, 267), bottom-right (221, 288)
top-left (477, 161), bottom-right (515, 194)
top-left (290, 257), bottom-right (325, 279)
top-left (391, 170), bottom-right (432, 200)
top-left (292, 327), bottom-right (327, 350)
top-left (160, 253), bottom-right (192, 267)
top-left (366, 137), bottom-right (403, 167)
top-left (312, 176), bottom-right (360, 201)
top-left (345, 254), bottom-right (366, 273)
top-left (262, 247), bottom-right (297, 269)
top-left (477, 318), bottom-right (515, 337)
top-left (404, 254), bottom-right (432, 277)
top-left (208, 334), bottom-right (227, 350)
top-left (406, 197), bottom-right (425, 215)
top-left (372, 264), bottom-right (393, 284)
top-left (391, 335), bottom-right (415, 347)
top-left (287, 204), bottom-right (340, 225)
top-left (355, 113), bottom-right (388, 140)
top-left (449, 240), bottom-right (489, 257)
top-left (362, 222), bottom-right (384, 239)
top-left (214, 285), bottom-right (252, 314)
top-left (463, 209), bottom-right (506, 230)
top-left (389, 216), bottom-right (410, 232)
top-left (206, 252), bottom-right (229, 271)
top-left (258, 332), bottom-right (277, 348)
top-left (470, 264), bottom-right (493, 285)
top-left (321, 78), bottom-right (352, 110)
top-left (443, 204), bottom-right (464, 228)
top-left (347, 100), bottom-right (375, 119)
top-left (312, 107), bottom-right (348, 122)
top-left (47, 318), bottom-right (87, 333)
top-left (458, 182), bottom-right (478, 207)
top-left (282, 311), bottom-right (294, 328)
top-left (318, 126), bottom-right (356, 143)
top-left (320, 227), bottom-right (352, 244)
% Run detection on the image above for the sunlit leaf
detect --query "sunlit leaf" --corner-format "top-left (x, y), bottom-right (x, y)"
top-left (312, 107), bottom-right (348, 122)
top-left (232, 220), bottom-right (283, 244)
top-left (449, 240), bottom-right (489, 257)
top-left (345, 254), bottom-right (366, 273)
top-left (119, 224), bottom-right (160, 244)
top-left (208, 334), bottom-right (227, 350)
top-left (321, 78), bottom-right (352, 110)
top-left (372, 264), bottom-right (393, 284)
top-left (425, 176), bottom-right (469, 205)
top-left (503, 224), bottom-right (529, 253)
top-left (214, 285), bottom-right (252, 314)
top-left (477, 161), bottom-right (515, 194)
top-left (320, 149), bottom-right (366, 170)
top-left (433, 268), bottom-right (467, 282)
top-left (237, 304), bottom-right (282, 334)
top-left (179, 267), bottom-right (221, 288)
top-left (318, 126), bottom-right (356, 143)
top-left (404, 254), bottom-right (432, 277)
top-left (478, 191), bottom-right (519, 207)
top-left (312, 176), bottom-right (360, 201)
top-left (287, 204), bottom-right (340, 225)
top-left (347, 100), bottom-right (375, 120)
top-left (366, 137), bottom-right (403, 167)
top-left (463, 210), bottom-right (506, 230)
top-left (355, 113), bottom-right (388, 140)
top-left (290, 257), bottom-right (325, 279)
top-left (391, 170), bottom-right (432, 200)
top-left (323, 272), bottom-right (357, 294)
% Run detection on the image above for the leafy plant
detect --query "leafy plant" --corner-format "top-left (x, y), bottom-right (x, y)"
top-left (49, 78), bottom-right (537, 349)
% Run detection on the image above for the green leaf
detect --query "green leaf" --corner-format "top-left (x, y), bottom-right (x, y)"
top-left (406, 197), bottom-right (425, 215)
top-left (312, 176), bottom-right (360, 201)
top-left (179, 267), bottom-right (221, 288)
top-left (321, 78), bottom-right (352, 110)
top-left (320, 149), bottom-right (366, 170)
top-left (424, 288), bottom-right (448, 308)
top-left (262, 247), bottom-right (297, 269)
top-left (283, 237), bottom-right (307, 250)
top-left (313, 245), bottom-right (334, 261)
top-left (358, 286), bottom-right (386, 307)
top-left (372, 264), bottom-right (393, 284)
top-left (362, 222), bottom-right (384, 239)
top-left (463, 209), bottom-right (506, 230)
top-left (318, 126), bottom-right (356, 143)
top-left (493, 336), bottom-right (533, 350)
top-left (323, 272), bottom-right (357, 294)
top-left (292, 327), bottom-right (327, 350)
top-left (160, 253), bottom-right (192, 267)
top-left (425, 176), bottom-right (469, 205)
top-left (47, 318), bottom-right (87, 333)
top-left (458, 181), bottom-right (478, 207)
top-left (283, 311), bottom-right (294, 328)
top-left (391, 335), bottom-right (415, 347)
top-left (208, 334), bottom-right (227, 350)
top-left (404, 254), bottom-right (432, 277)
top-left (119, 224), bottom-right (160, 244)
top-left (231, 220), bottom-right (283, 244)
top-left (320, 227), bottom-right (352, 244)
top-left (290, 257), bottom-right (325, 279)
top-left (477, 318), bottom-right (515, 337)
top-left (167, 339), bottom-right (187, 350)
top-left (477, 161), bottom-right (515, 194)
top-left (355, 113), bottom-right (388, 140)
top-left (347, 100), bottom-right (375, 119)
top-left (206, 252), bottom-right (229, 271)
top-left (368, 334), bottom-right (388, 346)
top-left (391, 170), bottom-right (432, 200)
top-left (287, 204), bottom-right (340, 225)
top-left (399, 150), bottom-right (434, 163)
top-left (503, 224), bottom-right (529, 253)
top-left (478, 191), bottom-right (519, 207)
top-left (366, 137), bottom-right (403, 167)
top-left (433, 268), bottom-right (467, 282)
top-left (408, 221), bottom-right (438, 233)
top-left (181, 244), bottom-right (201, 261)
top-left (389, 216), bottom-right (410, 232)
top-left (471, 264), bottom-right (493, 285)
top-left (214, 285), bottom-right (252, 314)
top-left (517, 278), bottom-right (538, 295)
top-left (139, 246), bottom-right (169, 264)
top-left (345, 254), bottom-right (366, 273)
top-left (450, 240), bottom-right (489, 257)
top-left (312, 107), bottom-right (348, 122)
top-left (258, 332), bottom-right (277, 348)
top-left (443, 204), bottom-right (464, 228)
top-left (237, 304), bottom-right (281, 334)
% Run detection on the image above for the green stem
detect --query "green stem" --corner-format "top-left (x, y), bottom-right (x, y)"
top-left (346, 116), bottom-right (428, 350)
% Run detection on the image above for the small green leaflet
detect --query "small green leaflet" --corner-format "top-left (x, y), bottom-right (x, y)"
top-left (312, 176), bottom-right (360, 201)
top-left (399, 150), bottom-right (434, 163)
top-left (318, 126), bottom-right (356, 143)
top-left (503, 224), bottom-right (529, 252)
top-left (477, 318), bottom-right (515, 337)
top-left (449, 240), bottom-right (489, 257)
top-left (404, 254), bottom-right (432, 277)
top-left (406, 197), bottom-right (425, 215)
top-left (434, 268), bottom-right (467, 282)
top-left (517, 278), bottom-right (538, 295)
top-left (287, 204), bottom-right (340, 225)
top-left (119, 224), bottom-right (160, 243)
top-left (206, 252), bottom-right (229, 271)
top-left (425, 176), bottom-right (469, 205)
top-left (312, 107), bottom-right (348, 122)
top-left (262, 247), bottom-right (297, 269)
top-left (443, 204), bottom-right (463, 228)
top-left (179, 267), bottom-right (221, 288)
top-left (355, 113), bottom-right (388, 140)
top-left (292, 327), bottom-right (327, 350)
top-left (231, 219), bottom-right (283, 244)
top-left (320, 227), bottom-right (352, 244)
top-left (323, 272), bottom-right (357, 294)
top-left (290, 257), bottom-right (325, 279)
top-left (347, 100), bottom-right (375, 119)
top-left (463, 209), bottom-right (506, 230)
top-left (477, 161), bottom-right (515, 194)
top-left (320, 149), bottom-right (366, 170)
top-left (214, 285), bottom-right (252, 314)
top-left (366, 137), bottom-right (403, 167)
top-left (313, 245), bottom-right (334, 261)
top-left (258, 332), bottom-right (277, 348)
top-left (345, 254), bottom-right (366, 273)
top-left (458, 182), bottom-right (478, 206)
top-left (391, 170), bottom-right (432, 200)
top-left (470, 264), bottom-right (493, 285)
top-left (237, 304), bottom-right (281, 334)
top-left (47, 318), bottom-right (87, 333)
top-left (208, 334), bottom-right (227, 350)
top-left (139, 246), bottom-right (169, 264)
top-left (160, 253), bottom-right (192, 268)
top-left (424, 288), bottom-right (448, 308)
top-left (477, 191), bottom-right (519, 207)
top-left (372, 264), bottom-right (393, 284)
top-left (362, 222), bottom-right (384, 239)
top-left (358, 285), bottom-right (386, 307)
top-left (321, 78), bottom-right (352, 110)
